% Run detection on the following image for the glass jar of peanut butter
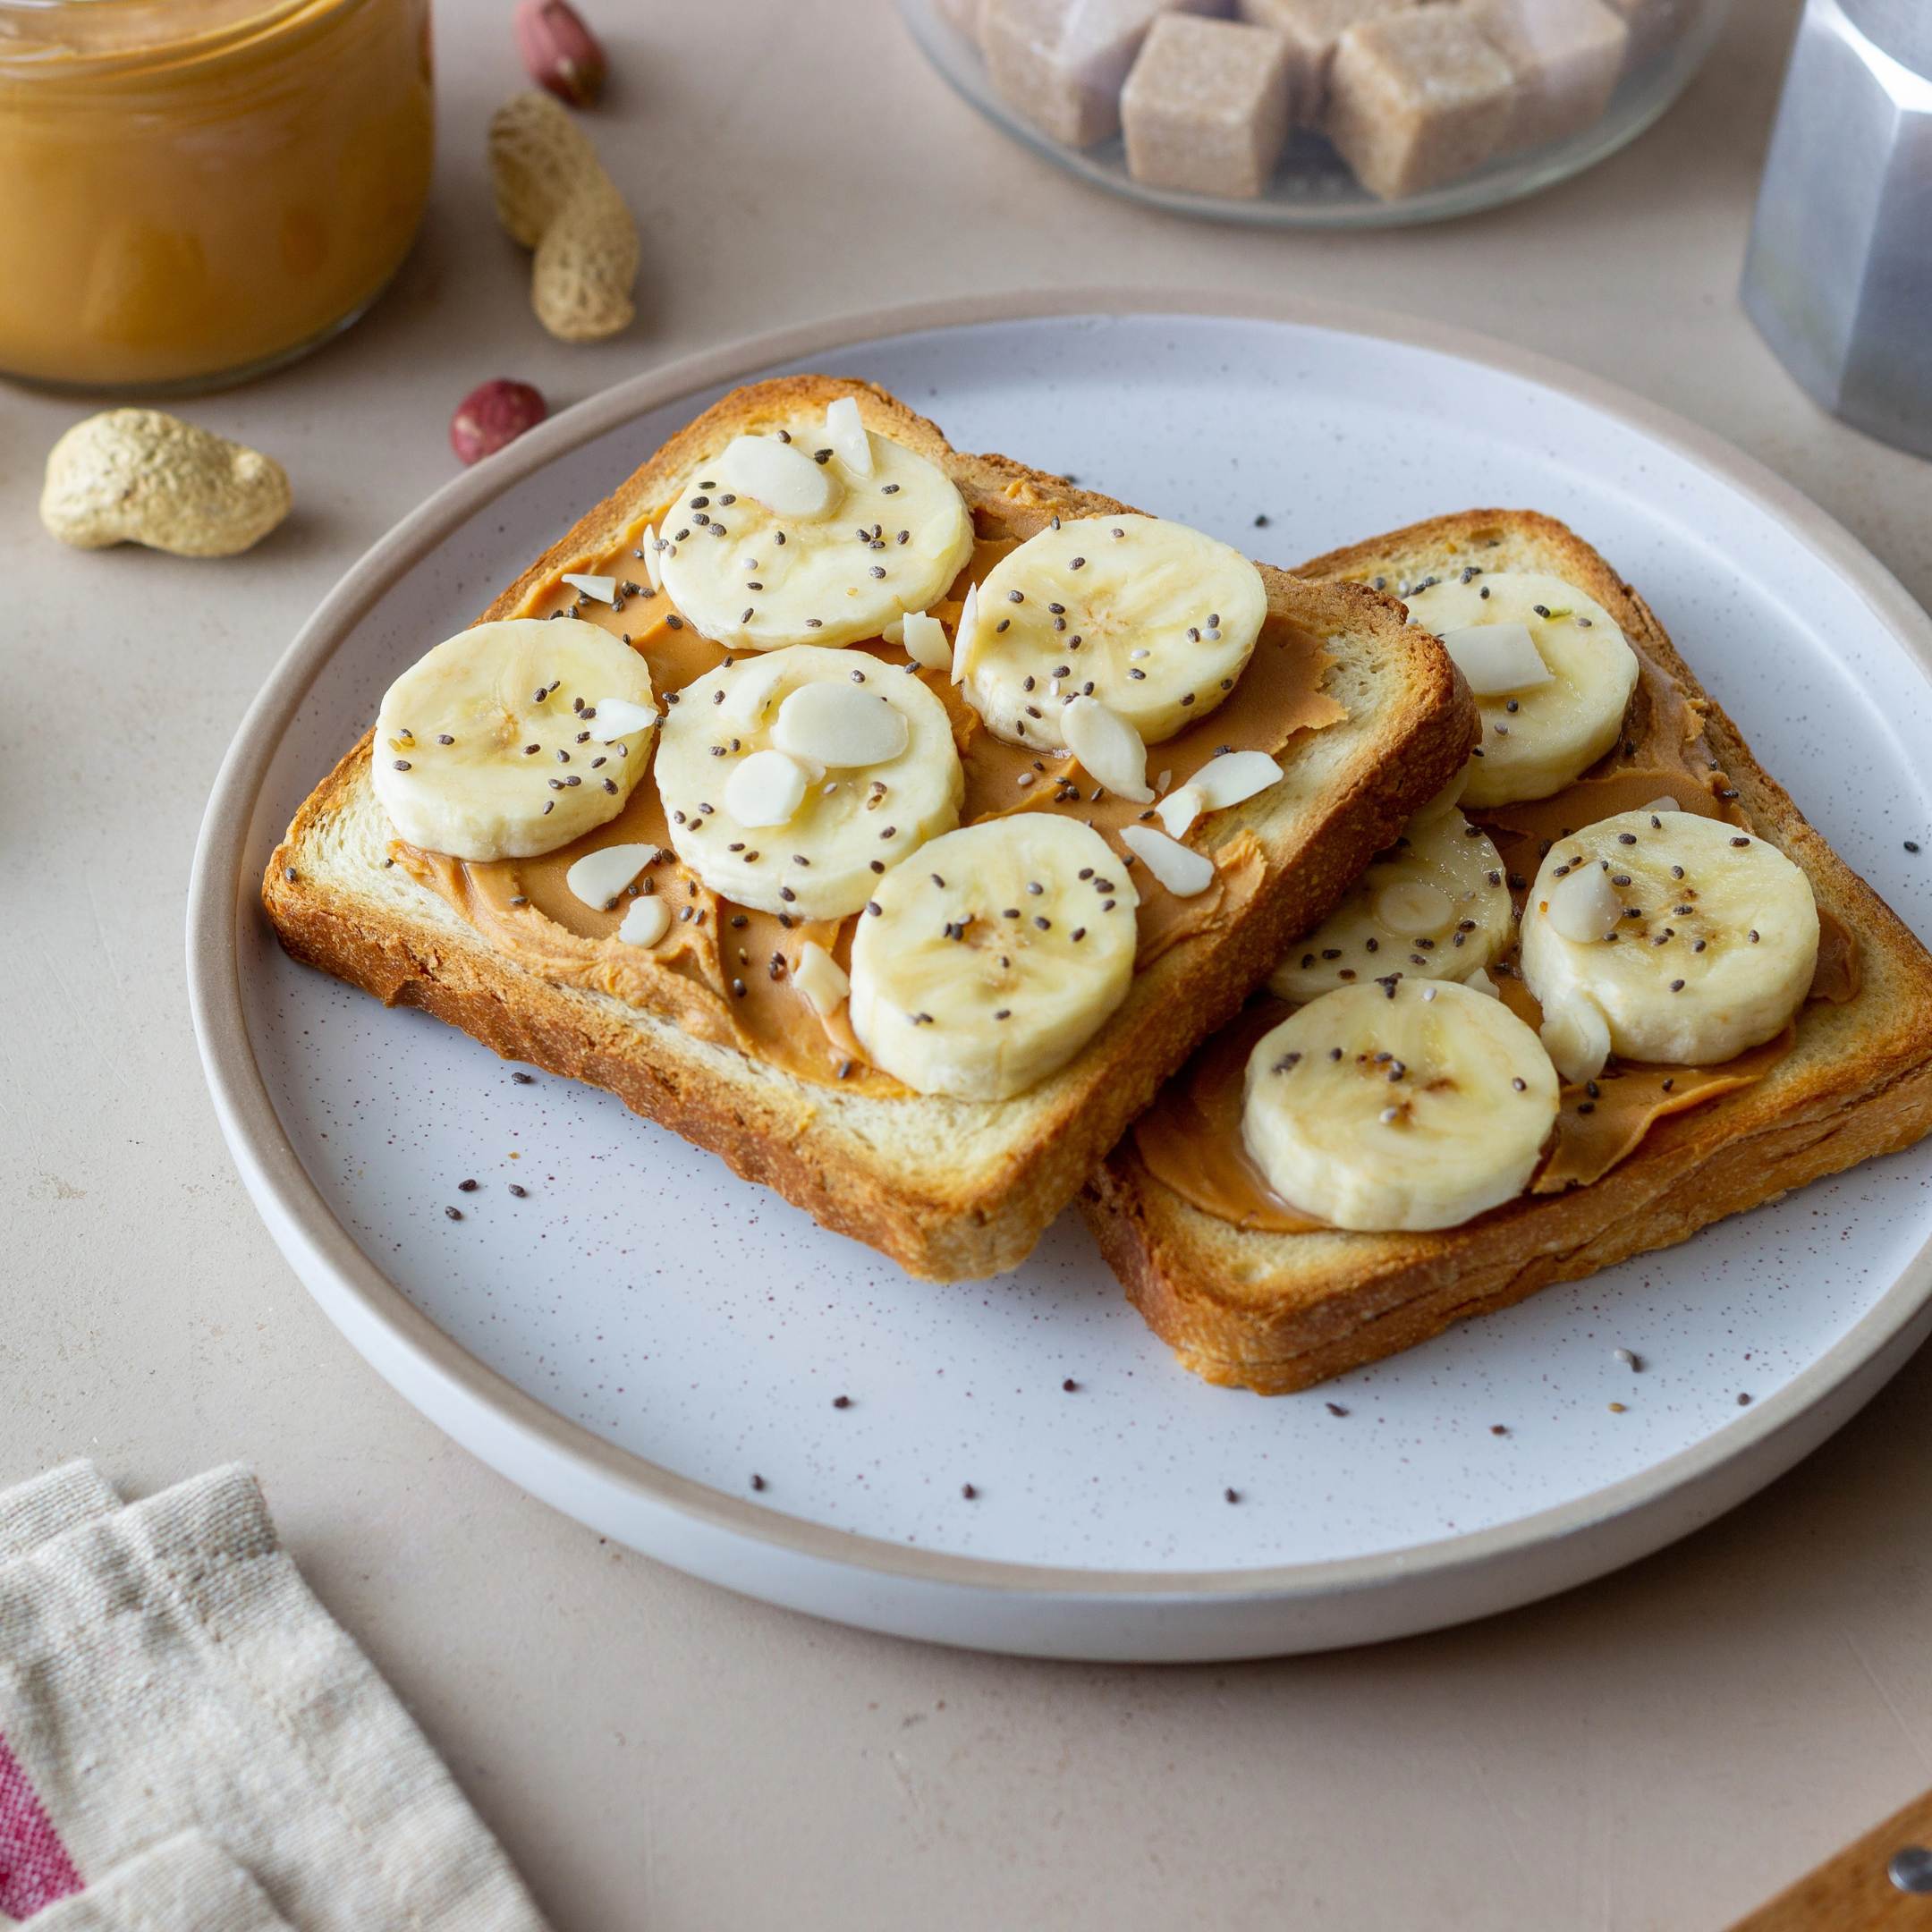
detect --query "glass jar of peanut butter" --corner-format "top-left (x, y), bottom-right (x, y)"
top-left (0, 0), bottom-right (434, 392)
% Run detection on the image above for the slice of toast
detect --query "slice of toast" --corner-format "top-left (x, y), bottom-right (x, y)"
top-left (263, 377), bottom-right (1475, 1281)
top-left (1082, 510), bottom-right (1932, 1389)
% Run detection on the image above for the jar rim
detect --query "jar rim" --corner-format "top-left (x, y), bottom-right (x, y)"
top-left (0, 0), bottom-right (368, 74)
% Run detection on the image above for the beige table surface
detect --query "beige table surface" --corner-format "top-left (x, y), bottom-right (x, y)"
top-left (7, 2), bottom-right (1932, 1926)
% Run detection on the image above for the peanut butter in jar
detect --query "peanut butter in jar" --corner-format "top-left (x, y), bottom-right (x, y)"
top-left (0, 0), bottom-right (434, 391)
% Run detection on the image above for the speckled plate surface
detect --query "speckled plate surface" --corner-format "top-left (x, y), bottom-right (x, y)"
top-left (190, 295), bottom-right (1932, 1660)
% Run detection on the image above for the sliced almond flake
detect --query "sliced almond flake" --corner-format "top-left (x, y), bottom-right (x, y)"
top-left (1121, 824), bottom-right (1214, 897)
top-left (1191, 748), bottom-right (1283, 810)
top-left (565, 843), bottom-right (657, 911)
top-left (901, 609), bottom-right (951, 671)
top-left (1439, 621), bottom-right (1552, 696)
top-left (1061, 695), bottom-right (1151, 802)
top-left (592, 698), bottom-right (659, 741)
top-left (1156, 784), bottom-right (1204, 839)
top-left (1546, 862), bottom-right (1621, 943)
top-left (618, 896), bottom-right (672, 948)
top-left (794, 939), bottom-right (851, 1016)
top-left (825, 396), bottom-right (874, 478)
top-left (951, 583), bottom-right (979, 686)
top-left (772, 682), bottom-right (910, 768)
top-left (724, 748), bottom-right (810, 827)
top-left (720, 432), bottom-right (838, 519)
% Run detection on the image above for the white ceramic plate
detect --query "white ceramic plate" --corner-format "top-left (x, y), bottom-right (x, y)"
top-left (190, 295), bottom-right (1932, 1662)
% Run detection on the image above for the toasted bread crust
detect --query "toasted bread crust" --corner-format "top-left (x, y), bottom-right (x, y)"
top-left (263, 378), bottom-right (1476, 1280)
top-left (1082, 509), bottom-right (1932, 1388)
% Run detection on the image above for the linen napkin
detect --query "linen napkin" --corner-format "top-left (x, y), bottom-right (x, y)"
top-left (21, 1833), bottom-right (292, 1931)
top-left (0, 1462), bottom-right (550, 1930)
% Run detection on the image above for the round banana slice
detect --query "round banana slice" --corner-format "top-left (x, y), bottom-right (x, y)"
top-left (960, 513), bottom-right (1267, 749)
top-left (1242, 978), bottom-right (1560, 1232)
top-left (655, 645), bottom-right (962, 919)
top-left (1520, 809), bottom-right (1819, 1070)
top-left (849, 815), bottom-right (1139, 1100)
top-left (1268, 808), bottom-right (1513, 1002)
top-left (1405, 571), bottom-right (1640, 808)
top-left (657, 411), bottom-right (974, 653)
top-left (372, 617), bottom-right (657, 861)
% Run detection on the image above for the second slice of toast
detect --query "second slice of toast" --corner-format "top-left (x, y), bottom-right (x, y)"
top-left (264, 378), bottom-right (1475, 1280)
top-left (1084, 510), bottom-right (1932, 1387)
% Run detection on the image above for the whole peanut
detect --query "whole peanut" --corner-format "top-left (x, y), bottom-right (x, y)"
top-left (514, 0), bottom-right (606, 107)
top-left (450, 380), bottom-right (548, 464)
top-left (488, 91), bottom-right (638, 343)
top-left (40, 410), bottom-right (291, 556)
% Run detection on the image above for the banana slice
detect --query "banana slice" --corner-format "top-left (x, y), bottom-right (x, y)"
top-left (1268, 808), bottom-right (1513, 1002)
top-left (1405, 571), bottom-right (1640, 808)
top-left (1242, 978), bottom-right (1560, 1232)
top-left (1411, 760), bottom-right (1471, 825)
top-left (655, 645), bottom-right (962, 919)
top-left (959, 513), bottom-right (1267, 749)
top-left (849, 815), bottom-right (1139, 1100)
top-left (1520, 809), bottom-right (1819, 1069)
top-left (656, 407), bottom-right (974, 653)
top-left (372, 617), bottom-right (657, 861)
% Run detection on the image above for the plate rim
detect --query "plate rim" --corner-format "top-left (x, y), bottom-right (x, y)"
top-left (187, 286), bottom-right (1932, 1606)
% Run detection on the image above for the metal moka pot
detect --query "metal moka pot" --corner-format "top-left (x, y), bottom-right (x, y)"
top-left (1742, 0), bottom-right (1932, 458)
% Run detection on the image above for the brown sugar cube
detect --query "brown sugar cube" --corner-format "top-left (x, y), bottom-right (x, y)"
top-left (982, 0), bottom-right (1231, 149)
top-left (1122, 16), bottom-right (1294, 195)
top-left (1466, 0), bottom-right (1628, 151)
top-left (1325, 10), bottom-right (1515, 199)
top-left (1236, 0), bottom-right (1428, 124)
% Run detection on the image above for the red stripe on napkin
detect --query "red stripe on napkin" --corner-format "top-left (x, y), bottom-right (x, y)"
top-left (0, 1728), bottom-right (81, 1917)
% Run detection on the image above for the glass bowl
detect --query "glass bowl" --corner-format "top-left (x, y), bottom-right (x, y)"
top-left (899, 0), bottom-right (1735, 229)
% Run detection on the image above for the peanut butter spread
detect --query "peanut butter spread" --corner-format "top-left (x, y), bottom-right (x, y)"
top-left (397, 478), bottom-right (1346, 1095)
top-left (1135, 620), bottom-right (1863, 1230)
top-left (1131, 1002), bottom-right (1327, 1233)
